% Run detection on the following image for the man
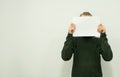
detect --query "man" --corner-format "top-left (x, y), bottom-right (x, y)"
top-left (61, 12), bottom-right (113, 77)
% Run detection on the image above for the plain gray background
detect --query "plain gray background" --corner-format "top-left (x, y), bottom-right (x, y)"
top-left (0, 0), bottom-right (120, 77)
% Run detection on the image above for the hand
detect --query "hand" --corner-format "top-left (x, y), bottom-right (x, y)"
top-left (68, 23), bottom-right (76, 34)
top-left (97, 24), bottom-right (106, 33)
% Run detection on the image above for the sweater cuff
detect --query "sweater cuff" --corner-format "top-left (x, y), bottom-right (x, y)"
top-left (66, 33), bottom-right (73, 39)
top-left (100, 33), bottom-right (107, 37)
top-left (67, 33), bottom-right (73, 37)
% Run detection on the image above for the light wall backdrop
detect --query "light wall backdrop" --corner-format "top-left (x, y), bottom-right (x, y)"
top-left (0, 0), bottom-right (120, 77)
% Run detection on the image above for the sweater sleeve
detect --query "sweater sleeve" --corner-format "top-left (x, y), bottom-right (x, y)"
top-left (61, 33), bottom-right (74, 61)
top-left (98, 33), bottom-right (113, 61)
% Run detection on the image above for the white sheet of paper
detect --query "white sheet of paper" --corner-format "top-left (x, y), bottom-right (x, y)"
top-left (72, 16), bottom-right (101, 37)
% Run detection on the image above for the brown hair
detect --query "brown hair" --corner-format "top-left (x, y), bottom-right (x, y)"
top-left (80, 12), bottom-right (92, 16)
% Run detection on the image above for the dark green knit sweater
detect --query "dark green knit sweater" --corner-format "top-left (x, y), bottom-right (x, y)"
top-left (61, 33), bottom-right (113, 77)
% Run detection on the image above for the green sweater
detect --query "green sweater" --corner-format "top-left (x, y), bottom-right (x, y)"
top-left (61, 33), bottom-right (113, 77)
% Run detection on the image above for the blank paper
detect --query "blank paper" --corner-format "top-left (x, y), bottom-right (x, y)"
top-left (72, 16), bottom-right (101, 37)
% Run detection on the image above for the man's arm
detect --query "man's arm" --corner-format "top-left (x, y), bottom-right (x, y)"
top-left (99, 33), bottom-right (113, 61)
top-left (61, 23), bottom-right (76, 61)
top-left (61, 33), bottom-right (74, 61)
